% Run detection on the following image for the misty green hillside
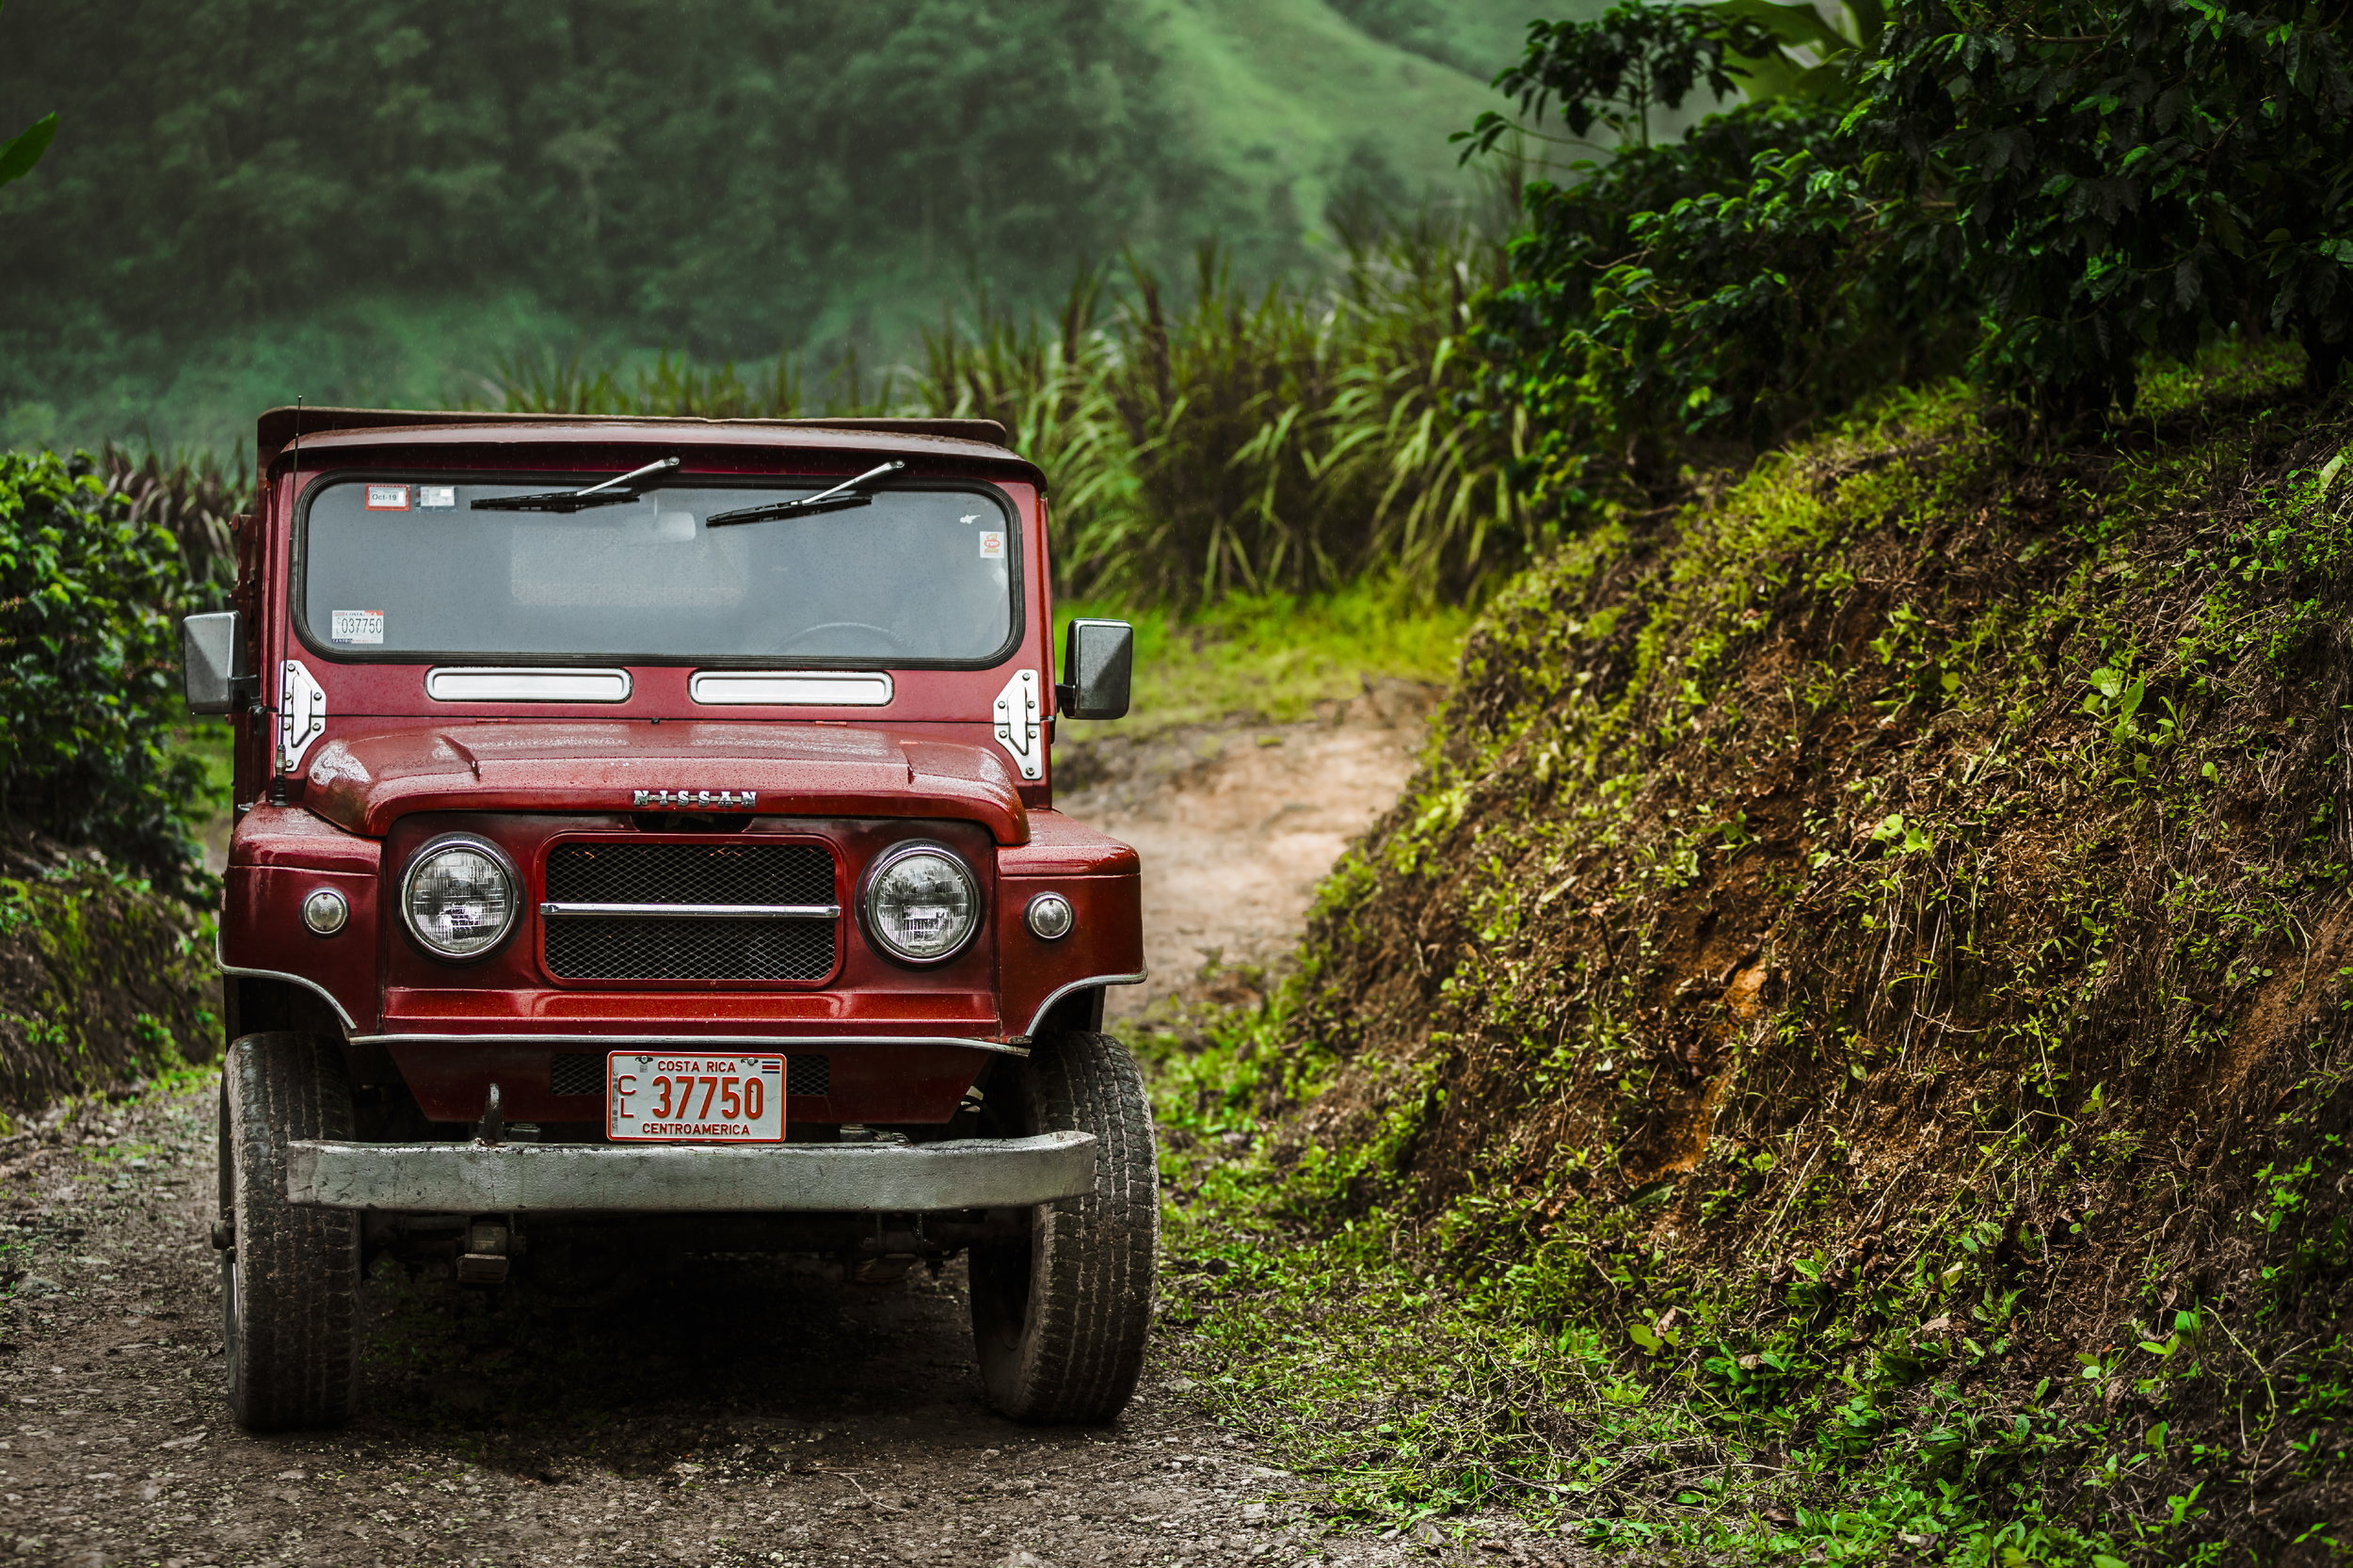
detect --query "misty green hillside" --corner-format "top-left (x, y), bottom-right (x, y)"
top-left (1151, 0), bottom-right (1527, 246)
top-left (0, 0), bottom-right (1550, 454)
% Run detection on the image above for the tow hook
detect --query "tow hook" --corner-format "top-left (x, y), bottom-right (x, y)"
top-left (473, 1082), bottom-right (506, 1146)
top-left (456, 1218), bottom-right (514, 1286)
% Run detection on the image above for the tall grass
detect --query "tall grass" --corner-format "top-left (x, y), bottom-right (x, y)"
top-left (96, 446), bottom-right (245, 605)
top-left (482, 221), bottom-right (1542, 606)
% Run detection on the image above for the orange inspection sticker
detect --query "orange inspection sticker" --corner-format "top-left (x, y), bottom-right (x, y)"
top-left (365, 484), bottom-right (410, 511)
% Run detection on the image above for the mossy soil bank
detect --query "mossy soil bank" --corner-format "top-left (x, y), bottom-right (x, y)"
top-left (1150, 353), bottom-right (2353, 1565)
top-left (0, 839), bottom-right (214, 1123)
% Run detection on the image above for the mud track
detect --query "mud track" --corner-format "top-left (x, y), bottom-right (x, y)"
top-left (0, 703), bottom-right (1559, 1568)
top-left (1062, 684), bottom-right (1434, 1021)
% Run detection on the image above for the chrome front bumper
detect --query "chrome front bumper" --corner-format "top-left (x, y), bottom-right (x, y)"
top-left (283, 1131), bottom-right (1096, 1214)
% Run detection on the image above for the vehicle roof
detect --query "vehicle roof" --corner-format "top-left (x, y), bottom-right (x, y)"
top-left (256, 407), bottom-right (1036, 484)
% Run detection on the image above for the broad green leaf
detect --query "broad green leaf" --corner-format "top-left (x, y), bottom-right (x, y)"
top-left (1708, 0), bottom-right (1853, 55)
top-left (0, 110), bottom-right (56, 189)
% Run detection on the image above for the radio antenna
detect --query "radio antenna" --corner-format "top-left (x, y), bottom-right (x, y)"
top-left (268, 396), bottom-right (302, 807)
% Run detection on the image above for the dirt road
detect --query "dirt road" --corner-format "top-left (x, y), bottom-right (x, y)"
top-left (0, 703), bottom-right (1464, 1568)
top-left (0, 1087), bottom-right (1354, 1568)
top-left (1059, 685), bottom-right (1432, 1020)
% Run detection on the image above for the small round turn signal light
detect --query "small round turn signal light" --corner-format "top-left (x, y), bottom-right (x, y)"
top-left (1024, 891), bottom-right (1075, 941)
top-left (301, 888), bottom-right (349, 936)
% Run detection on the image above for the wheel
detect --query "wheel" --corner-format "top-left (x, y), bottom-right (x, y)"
top-left (968, 1029), bottom-right (1158, 1422)
top-left (218, 1032), bottom-right (360, 1430)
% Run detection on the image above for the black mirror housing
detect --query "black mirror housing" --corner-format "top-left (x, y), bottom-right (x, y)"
top-left (1057, 618), bottom-right (1133, 721)
top-left (182, 611), bottom-right (248, 714)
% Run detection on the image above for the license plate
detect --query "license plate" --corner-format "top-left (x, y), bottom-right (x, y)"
top-left (606, 1052), bottom-right (785, 1142)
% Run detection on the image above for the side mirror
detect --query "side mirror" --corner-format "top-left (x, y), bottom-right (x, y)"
top-left (1057, 618), bottom-right (1133, 721)
top-left (182, 611), bottom-right (247, 714)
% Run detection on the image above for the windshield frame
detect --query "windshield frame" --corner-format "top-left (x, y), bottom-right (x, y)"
top-left (288, 466), bottom-right (1027, 670)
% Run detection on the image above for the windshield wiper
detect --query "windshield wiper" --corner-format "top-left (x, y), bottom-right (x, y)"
top-left (472, 456), bottom-right (682, 513)
top-left (704, 461), bottom-right (905, 528)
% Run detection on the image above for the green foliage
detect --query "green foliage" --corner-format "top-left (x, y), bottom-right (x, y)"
top-left (1464, 0), bottom-right (1775, 152)
top-left (1145, 354), bottom-right (2353, 1559)
top-left (0, 4), bottom-right (54, 192)
top-left (0, 0), bottom-right (1524, 450)
top-left (0, 0), bottom-right (1186, 363)
top-left (0, 110), bottom-right (52, 190)
top-left (1482, 101), bottom-right (1960, 492)
top-left (1470, 0), bottom-right (2353, 511)
top-left (0, 451), bottom-right (207, 888)
top-left (488, 224), bottom-right (1545, 606)
top-left (91, 445), bottom-right (244, 608)
top-left (1860, 0), bottom-right (2353, 408)
top-left (0, 854), bottom-right (216, 1119)
top-left (1057, 580), bottom-right (1471, 741)
top-left (1466, 0), bottom-right (1958, 495)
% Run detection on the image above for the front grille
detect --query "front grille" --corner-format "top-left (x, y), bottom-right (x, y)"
top-left (546, 841), bottom-right (834, 906)
top-left (542, 840), bottom-right (838, 982)
top-left (547, 914), bottom-right (835, 981)
top-left (551, 1051), bottom-right (830, 1097)
top-left (551, 1053), bottom-right (603, 1096)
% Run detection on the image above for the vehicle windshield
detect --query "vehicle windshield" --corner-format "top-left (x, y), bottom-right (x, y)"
top-left (300, 477), bottom-right (1016, 664)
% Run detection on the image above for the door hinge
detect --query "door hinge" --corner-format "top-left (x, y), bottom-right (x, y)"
top-left (279, 659), bottom-right (326, 775)
top-left (992, 668), bottom-right (1044, 781)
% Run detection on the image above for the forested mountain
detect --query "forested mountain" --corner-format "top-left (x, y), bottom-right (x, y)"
top-left (0, 0), bottom-right (1542, 451)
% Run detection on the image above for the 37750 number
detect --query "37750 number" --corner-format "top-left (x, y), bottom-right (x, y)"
top-left (606, 1052), bottom-right (785, 1142)
top-left (647, 1071), bottom-right (763, 1121)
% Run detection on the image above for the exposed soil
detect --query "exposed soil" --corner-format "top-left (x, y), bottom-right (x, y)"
top-left (0, 698), bottom-right (1513, 1568)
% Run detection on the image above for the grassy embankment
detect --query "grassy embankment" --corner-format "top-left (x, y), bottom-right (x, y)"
top-left (1144, 347), bottom-right (2353, 1564)
top-left (1064, 583), bottom-right (1471, 741)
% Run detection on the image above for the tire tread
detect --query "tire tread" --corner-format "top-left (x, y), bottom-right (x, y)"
top-left (224, 1032), bottom-right (359, 1431)
top-left (971, 1029), bottom-right (1158, 1422)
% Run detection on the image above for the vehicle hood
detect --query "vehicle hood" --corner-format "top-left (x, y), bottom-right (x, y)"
top-left (301, 721), bottom-right (1029, 842)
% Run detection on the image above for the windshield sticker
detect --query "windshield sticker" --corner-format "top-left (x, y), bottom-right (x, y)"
top-left (329, 610), bottom-right (385, 645)
top-left (417, 486), bottom-right (457, 510)
top-left (364, 485), bottom-right (410, 511)
top-left (978, 531), bottom-right (1004, 560)
top-left (960, 512), bottom-right (981, 526)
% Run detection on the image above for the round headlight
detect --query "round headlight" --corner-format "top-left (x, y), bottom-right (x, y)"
top-left (400, 837), bottom-right (518, 961)
top-left (861, 843), bottom-right (980, 965)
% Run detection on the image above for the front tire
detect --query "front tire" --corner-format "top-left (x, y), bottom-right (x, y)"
top-left (218, 1032), bottom-right (360, 1431)
top-left (968, 1029), bottom-right (1158, 1423)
